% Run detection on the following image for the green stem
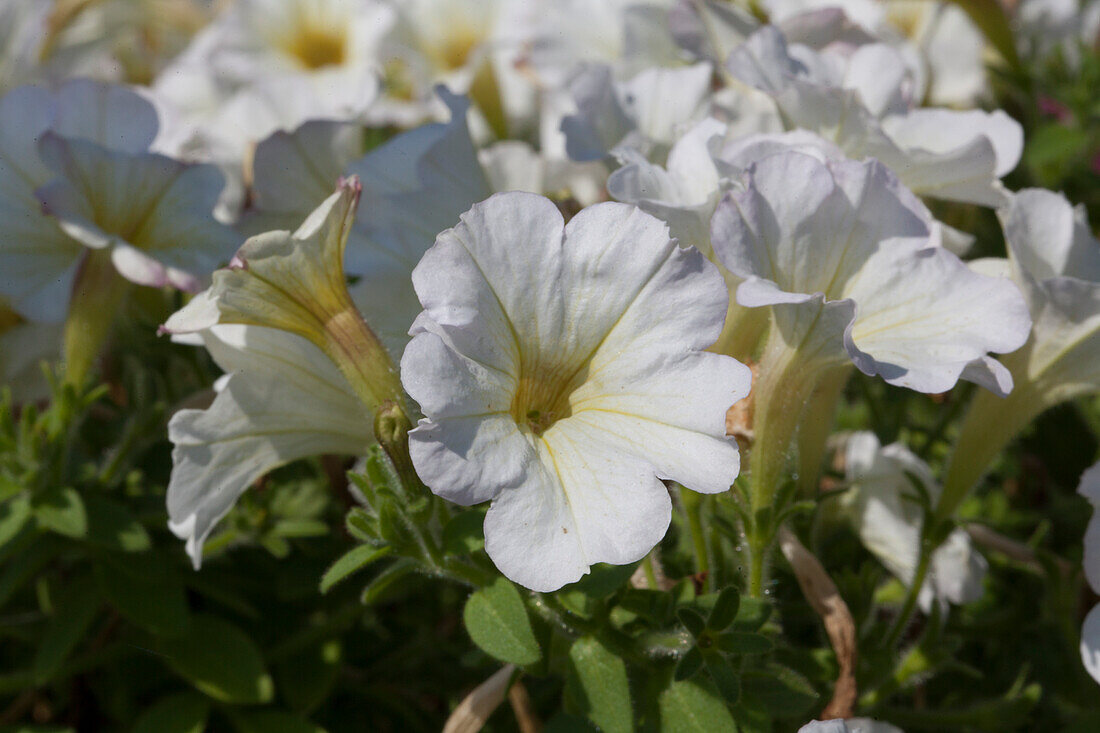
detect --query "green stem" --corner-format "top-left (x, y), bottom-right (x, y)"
top-left (680, 489), bottom-right (711, 591)
top-left (883, 537), bottom-right (934, 650)
top-left (642, 553), bottom-right (659, 590)
top-left (63, 250), bottom-right (127, 388)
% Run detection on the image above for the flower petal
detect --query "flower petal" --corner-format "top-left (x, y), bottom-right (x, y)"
top-left (483, 421), bottom-right (671, 592)
top-left (167, 324), bottom-right (371, 567)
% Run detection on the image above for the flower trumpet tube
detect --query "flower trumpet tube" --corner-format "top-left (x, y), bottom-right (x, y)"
top-left (938, 190), bottom-right (1100, 521)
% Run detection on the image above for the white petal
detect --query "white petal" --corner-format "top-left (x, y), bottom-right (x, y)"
top-left (881, 108), bottom-right (1023, 179)
top-left (167, 325), bottom-right (371, 567)
top-left (844, 245), bottom-right (1032, 393)
top-left (1002, 189), bottom-right (1100, 283)
top-left (1080, 462), bottom-right (1100, 593)
top-left (1084, 605), bottom-right (1100, 685)
top-left (483, 422), bottom-right (672, 592)
top-left (51, 79), bottom-right (159, 154)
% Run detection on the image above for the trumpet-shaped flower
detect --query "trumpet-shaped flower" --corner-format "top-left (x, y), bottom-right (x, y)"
top-left (164, 180), bottom-right (400, 566)
top-left (709, 152), bottom-right (1030, 520)
top-left (939, 190), bottom-right (1100, 519)
top-left (727, 27), bottom-right (1022, 207)
top-left (401, 192), bottom-right (750, 591)
top-left (843, 432), bottom-right (987, 612)
top-left (711, 152), bottom-right (1030, 395)
top-left (0, 80), bottom-right (234, 324)
top-left (1080, 461), bottom-right (1100, 685)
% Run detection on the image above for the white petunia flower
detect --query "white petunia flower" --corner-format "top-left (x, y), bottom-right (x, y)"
top-left (164, 180), bottom-right (402, 567)
top-left (400, 192), bottom-right (751, 591)
top-left (843, 432), bottom-right (987, 612)
top-left (940, 190), bottom-right (1100, 519)
top-left (726, 26), bottom-right (1022, 207)
top-left (709, 151), bottom-right (1030, 509)
top-left (711, 152), bottom-right (1030, 395)
top-left (1077, 462), bottom-right (1100, 685)
top-left (0, 79), bottom-right (234, 324)
top-left (0, 301), bottom-right (60, 403)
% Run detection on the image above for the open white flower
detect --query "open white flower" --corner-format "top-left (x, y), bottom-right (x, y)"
top-left (401, 192), bottom-right (750, 591)
top-left (726, 26), bottom-right (1022, 207)
top-left (709, 151), bottom-right (1030, 516)
top-left (940, 190), bottom-right (1100, 519)
top-left (843, 432), bottom-right (987, 612)
top-left (0, 79), bottom-right (234, 323)
top-left (711, 152), bottom-right (1030, 395)
top-left (1080, 461), bottom-right (1100, 685)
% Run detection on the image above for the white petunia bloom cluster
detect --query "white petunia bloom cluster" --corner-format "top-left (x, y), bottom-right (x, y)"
top-left (4, 0), bottom-right (1100, 713)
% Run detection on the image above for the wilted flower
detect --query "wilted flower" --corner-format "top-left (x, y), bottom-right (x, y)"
top-left (401, 192), bottom-right (751, 591)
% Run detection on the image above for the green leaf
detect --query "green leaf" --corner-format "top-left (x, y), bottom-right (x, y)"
top-left (674, 647), bottom-right (704, 682)
top-left (131, 693), bottom-right (209, 733)
top-left (97, 556), bottom-right (189, 637)
top-left (32, 578), bottom-right (102, 684)
top-left (230, 711), bottom-right (326, 733)
top-left (617, 588), bottom-right (673, 625)
top-left (706, 587), bottom-right (740, 631)
top-left (344, 507), bottom-right (377, 543)
top-left (84, 496), bottom-right (150, 552)
top-left (566, 562), bottom-right (640, 599)
top-left (715, 631), bottom-right (774, 655)
top-left (731, 597), bottom-right (772, 632)
top-left (158, 615), bottom-right (274, 704)
top-left (442, 509), bottom-right (486, 555)
top-left (658, 680), bottom-right (736, 733)
top-left (319, 544), bottom-right (393, 594)
top-left (360, 558), bottom-right (417, 605)
top-left (703, 652), bottom-right (741, 705)
top-left (462, 577), bottom-right (541, 665)
top-left (276, 640), bottom-right (342, 713)
top-left (565, 637), bottom-right (634, 733)
top-left (0, 495), bottom-right (31, 548)
top-left (34, 488), bottom-right (86, 539)
top-left (740, 665), bottom-right (819, 718)
top-left (677, 608), bottom-right (706, 639)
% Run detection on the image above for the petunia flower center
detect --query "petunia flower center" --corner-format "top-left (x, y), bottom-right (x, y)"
top-left (510, 372), bottom-right (578, 436)
top-left (0, 303), bottom-right (22, 336)
top-left (284, 24), bottom-right (347, 70)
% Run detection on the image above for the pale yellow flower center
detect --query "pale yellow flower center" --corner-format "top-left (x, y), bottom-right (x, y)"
top-left (0, 303), bottom-right (22, 336)
top-left (510, 368), bottom-right (582, 436)
top-left (429, 26), bottom-right (482, 71)
top-left (283, 24), bottom-right (347, 69)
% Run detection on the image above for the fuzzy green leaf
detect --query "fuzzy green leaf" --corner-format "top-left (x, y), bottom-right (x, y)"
top-left (658, 679), bottom-right (736, 733)
top-left (158, 615), bottom-right (274, 704)
top-left (565, 636), bottom-right (633, 733)
top-left (463, 577), bottom-right (541, 665)
top-left (319, 544), bottom-right (392, 594)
